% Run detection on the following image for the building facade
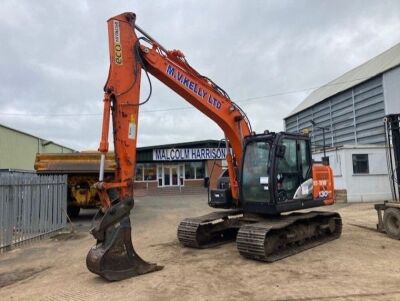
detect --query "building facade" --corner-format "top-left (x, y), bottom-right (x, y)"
top-left (284, 43), bottom-right (400, 202)
top-left (133, 140), bottom-right (227, 193)
top-left (0, 123), bottom-right (75, 170)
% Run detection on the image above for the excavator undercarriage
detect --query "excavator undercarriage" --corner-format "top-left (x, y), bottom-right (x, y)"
top-left (178, 210), bottom-right (342, 262)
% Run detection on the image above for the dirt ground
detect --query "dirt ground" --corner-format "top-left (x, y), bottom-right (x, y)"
top-left (1, 195), bottom-right (400, 301)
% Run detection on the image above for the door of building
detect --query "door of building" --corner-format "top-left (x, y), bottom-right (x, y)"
top-left (162, 165), bottom-right (179, 187)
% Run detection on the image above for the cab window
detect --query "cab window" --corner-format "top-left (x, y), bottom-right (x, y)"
top-left (298, 139), bottom-right (311, 181)
top-left (242, 141), bottom-right (270, 203)
top-left (276, 138), bottom-right (299, 201)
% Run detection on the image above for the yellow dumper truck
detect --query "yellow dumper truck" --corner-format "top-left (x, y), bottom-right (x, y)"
top-left (35, 152), bottom-right (115, 217)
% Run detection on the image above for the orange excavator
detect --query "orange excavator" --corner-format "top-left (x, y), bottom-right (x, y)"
top-left (86, 12), bottom-right (342, 281)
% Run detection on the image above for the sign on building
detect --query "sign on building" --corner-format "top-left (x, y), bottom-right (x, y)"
top-left (153, 148), bottom-right (227, 161)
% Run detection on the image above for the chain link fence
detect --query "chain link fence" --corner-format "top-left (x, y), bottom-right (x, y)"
top-left (0, 171), bottom-right (67, 252)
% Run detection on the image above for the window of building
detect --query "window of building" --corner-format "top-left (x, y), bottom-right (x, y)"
top-left (143, 163), bottom-right (157, 180)
top-left (196, 163), bottom-right (205, 179)
top-left (185, 162), bottom-right (205, 179)
top-left (135, 163), bottom-right (157, 181)
top-left (179, 165), bottom-right (184, 185)
top-left (352, 154), bottom-right (369, 174)
top-left (135, 164), bottom-right (144, 181)
top-left (185, 163), bottom-right (195, 179)
top-left (157, 165), bottom-right (162, 186)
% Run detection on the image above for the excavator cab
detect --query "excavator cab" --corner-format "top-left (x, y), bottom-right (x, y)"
top-left (211, 132), bottom-right (332, 213)
top-left (184, 132), bottom-right (340, 261)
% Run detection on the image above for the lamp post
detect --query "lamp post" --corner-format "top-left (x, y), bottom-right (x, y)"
top-left (311, 120), bottom-right (330, 165)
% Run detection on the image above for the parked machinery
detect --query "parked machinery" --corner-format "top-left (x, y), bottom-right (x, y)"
top-left (35, 152), bottom-right (115, 217)
top-left (85, 12), bottom-right (342, 281)
top-left (375, 114), bottom-right (400, 239)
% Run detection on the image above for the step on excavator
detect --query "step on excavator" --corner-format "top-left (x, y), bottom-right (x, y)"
top-left (86, 12), bottom-right (342, 281)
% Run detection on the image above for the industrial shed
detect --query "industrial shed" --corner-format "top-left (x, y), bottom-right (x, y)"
top-left (0, 123), bottom-right (75, 170)
top-left (284, 43), bottom-right (400, 202)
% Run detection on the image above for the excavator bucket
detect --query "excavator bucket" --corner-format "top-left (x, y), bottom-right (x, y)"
top-left (86, 200), bottom-right (163, 281)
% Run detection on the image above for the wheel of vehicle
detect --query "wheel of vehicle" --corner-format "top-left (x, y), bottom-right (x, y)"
top-left (67, 205), bottom-right (81, 218)
top-left (383, 208), bottom-right (400, 240)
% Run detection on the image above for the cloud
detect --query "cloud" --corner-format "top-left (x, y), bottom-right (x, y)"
top-left (0, 0), bottom-right (399, 150)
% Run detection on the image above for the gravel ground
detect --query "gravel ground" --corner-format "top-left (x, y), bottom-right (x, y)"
top-left (1, 195), bottom-right (400, 301)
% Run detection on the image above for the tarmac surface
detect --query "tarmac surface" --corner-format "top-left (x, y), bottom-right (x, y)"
top-left (1, 195), bottom-right (400, 301)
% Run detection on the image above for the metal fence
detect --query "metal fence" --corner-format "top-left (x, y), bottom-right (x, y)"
top-left (0, 172), bottom-right (67, 251)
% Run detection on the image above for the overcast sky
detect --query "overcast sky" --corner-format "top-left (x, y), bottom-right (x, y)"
top-left (1, 1), bottom-right (400, 151)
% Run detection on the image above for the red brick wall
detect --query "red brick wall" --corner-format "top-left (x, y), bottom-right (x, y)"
top-left (184, 179), bottom-right (203, 187)
top-left (133, 181), bottom-right (158, 189)
top-left (206, 160), bottom-right (223, 189)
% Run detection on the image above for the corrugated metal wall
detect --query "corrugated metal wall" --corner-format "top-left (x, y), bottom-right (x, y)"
top-left (285, 75), bottom-right (385, 149)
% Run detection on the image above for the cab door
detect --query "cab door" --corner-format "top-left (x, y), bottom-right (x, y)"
top-left (297, 138), bottom-right (312, 184)
top-left (275, 137), bottom-right (300, 201)
top-left (274, 136), bottom-right (312, 202)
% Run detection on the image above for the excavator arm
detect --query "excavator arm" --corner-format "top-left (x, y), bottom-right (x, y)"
top-left (97, 13), bottom-right (251, 207)
top-left (87, 12), bottom-right (251, 280)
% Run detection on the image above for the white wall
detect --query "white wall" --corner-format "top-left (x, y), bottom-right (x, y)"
top-left (313, 145), bottom-right (393, 202)
top-left (383, 66), bottom-right (400, 115)
top-left (313, 150), bottom-right (345, 189)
